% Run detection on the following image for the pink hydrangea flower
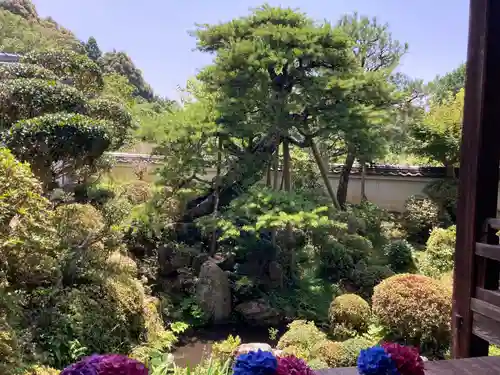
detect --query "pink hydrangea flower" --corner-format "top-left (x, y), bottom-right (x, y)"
top-left (276, 355), bottom-right (315, 375)
top-left (60, 354), bottom-right (147, 375)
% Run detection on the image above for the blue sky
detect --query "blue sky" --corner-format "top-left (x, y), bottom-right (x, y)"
top-left (32, 0), bottom-right (469, 100)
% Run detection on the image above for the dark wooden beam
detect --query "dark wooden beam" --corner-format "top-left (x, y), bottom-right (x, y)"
top-left (452, 0), bottom-right (500, 358)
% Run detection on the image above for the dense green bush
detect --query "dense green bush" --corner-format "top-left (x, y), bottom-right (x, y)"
top-left (402, 195), bottom-right (440, 243)
top-left (420, 226), bottom-right (456, 277)
top-left (348, 262), bottom-right (394, 300)
top-left (372, 274), bottom-right (451, 352)
top-left (383, 239), bottom-right (416, 273)
top-left (346, 201), bottom-right (389, 247)
top-left (317, 238), bottom-right (354, 282)
top-left (328, 294), bottom-right (371, 340)
top-left (28, 276), bottom-right (146, 368)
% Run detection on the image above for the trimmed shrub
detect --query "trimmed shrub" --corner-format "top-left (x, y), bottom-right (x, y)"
top-left (311, 340), bottom-right (345, 368)
top-left (317, 238), bottom-right (354, 282)
top-left (122, 180), bottom-right (153, 205)
top-left (383, 239), bottom-right (416, 273)
top-left (420, 226), bottom-right (456, 277)
top-left (349, 262), bottom-right (394, 300)
top-left (372, 274), bottom-right (451, 350)
top-left (328, 294), bottom-right (370, 340)
top-left (338, 337), bottom-right (374, 367)
top-left (402, 195), bottom-right (440, 243)
top-left (277, 320), bottom-right (327, 356)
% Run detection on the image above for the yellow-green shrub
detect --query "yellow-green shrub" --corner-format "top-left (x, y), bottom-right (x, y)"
top-left (311, 340), bottom-right (345, 368)
top-left (53, 203), bottom-right (105, 246)
top-left (22, 365), bottom-right (59, 375)
top-left (328, 294), bottom-right (370, 339)
top-left (212, 335), bottom-right (241, 361)
top-left (420, 226), bottom-right (456, 277)
top-left (277, 320), bottom-right (327, 352)
top-left (0, 148), bottom-right (60, 289)
top-left (122, 180), bottom-right (153, 205)
top-left (372, 274), bottom-right (451, 348)
top-left (29, 276), bottom-right (146, 368)
top-left (338, 337), bottom-right (374, 367)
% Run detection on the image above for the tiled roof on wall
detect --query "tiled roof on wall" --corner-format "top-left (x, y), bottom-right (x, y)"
top-left (106, 152), bottom-right (450, 178)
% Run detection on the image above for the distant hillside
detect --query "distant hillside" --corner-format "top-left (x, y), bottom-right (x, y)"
top-left (0, 0), bottom-right (161, 102)
top-left (0, 0), bottom-right (84, 53)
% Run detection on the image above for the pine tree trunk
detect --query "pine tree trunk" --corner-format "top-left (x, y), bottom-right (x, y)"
top-left (337, 147), bottom-right (356, 209)
top-left (182, 131), bottom-right (281, 221)
top-left (360, 163), bottom-right (367, 202)
top-left (209, 137), bottom-right (222, 256)
top-left (282, 138), bottom-right (295, 272)
top-left (311, 139), bottom-right (341, 210)
top-left (271, 147), bottom-right (280, 246)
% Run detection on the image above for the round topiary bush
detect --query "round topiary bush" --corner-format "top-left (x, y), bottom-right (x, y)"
top-left (372, 273), bottom-right (451, 349)
top-left (122, 180), bottom-right (153, 205)
top-left (420, 226), bottom-right (456, 277)
top-left (311, 340), bottom-right (346, 368)
top-left (277, 320), bottom-right (327, 352)
top-left (338, 337), bottom-right (374, 367)
top-left (328, 294), bottom-right (371, 340)
top-left (383, 239), bottom-right (416, 273)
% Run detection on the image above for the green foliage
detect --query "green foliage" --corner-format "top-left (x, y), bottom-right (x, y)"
top-left (420, 226), bottom-right (456, 277)
top-left (22, 365), bottom-right (60, 375)
top-left (0, 148), bottom-right (59, 289)
top-left (372, 274), bottom-right (452, 354)
top-left (28, 279), bottom-right (145, 368)
top-left (84, 36), bottom-right (102, 62)
top-left (0, 78), bottom-right (86, 129)
top-left (411, 89), bottom-right (464, 167)
top-left (99, 51), bottom-right (155, 101)
top-left (328, 294), bottom-right (371, 340)
top-left (383, 239), bottom-right (416, 273)
top-left (172, 358), bottom-right (232, 375)
top-left (0, 7), bottom-right (83, 54)
top-left (0, 63), bottom-right (57, 80)
top-left (423, 178), bottom-right (458, 222)
top-left (277, 320), bottom-right (327, 361)
top-left (121, 181), bottom-right (153, 205)
top-left (212, 335), bottom-right (242, 361)
top-left (22, 50), bottom-right (104, 93)
top-left (338, 337), bottom-right (374, 366)
top-left (4, 113), bottom-right (111, 189)
top-left (349, 262), bottom-right (394, 300)
top-left (85, 97), bottom-right (135, 148)
top-left (402, 195), bottom-right (440, 243)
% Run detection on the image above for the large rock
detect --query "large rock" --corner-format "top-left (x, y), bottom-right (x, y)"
top-left (195, 261), bottom-right (231, 322)
top-left (211, 252), bottom-right (236, 271)
top-left (235, 299), bottom-right (281, 326)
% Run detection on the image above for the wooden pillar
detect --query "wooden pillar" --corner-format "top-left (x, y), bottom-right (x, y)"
top-left (452, 0), bottom-right (500, 358)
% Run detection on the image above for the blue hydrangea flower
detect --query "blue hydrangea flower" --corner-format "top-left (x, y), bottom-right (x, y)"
top-left (233, 350), bottom-right (278, 375)
top-left (357, 346), bottom-right (399, 375)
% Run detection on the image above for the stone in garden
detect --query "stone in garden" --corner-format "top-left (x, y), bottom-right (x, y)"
top-left (234, 343), bottom-right (273, 357)
top-left (235, 298), bottom-right (281, 326)
top-left (211, 252), bottom-right (236, 271)
top-left (195, 260), bottom-right (231, 322)
top-left (268, 261), bottom-right (284, 288)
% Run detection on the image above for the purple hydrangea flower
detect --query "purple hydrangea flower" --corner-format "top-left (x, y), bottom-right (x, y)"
top-left (60, 354), bottom-right (147, 375)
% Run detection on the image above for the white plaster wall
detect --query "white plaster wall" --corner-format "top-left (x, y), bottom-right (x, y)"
top-left (105, 162), bottom-right (500, 213)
